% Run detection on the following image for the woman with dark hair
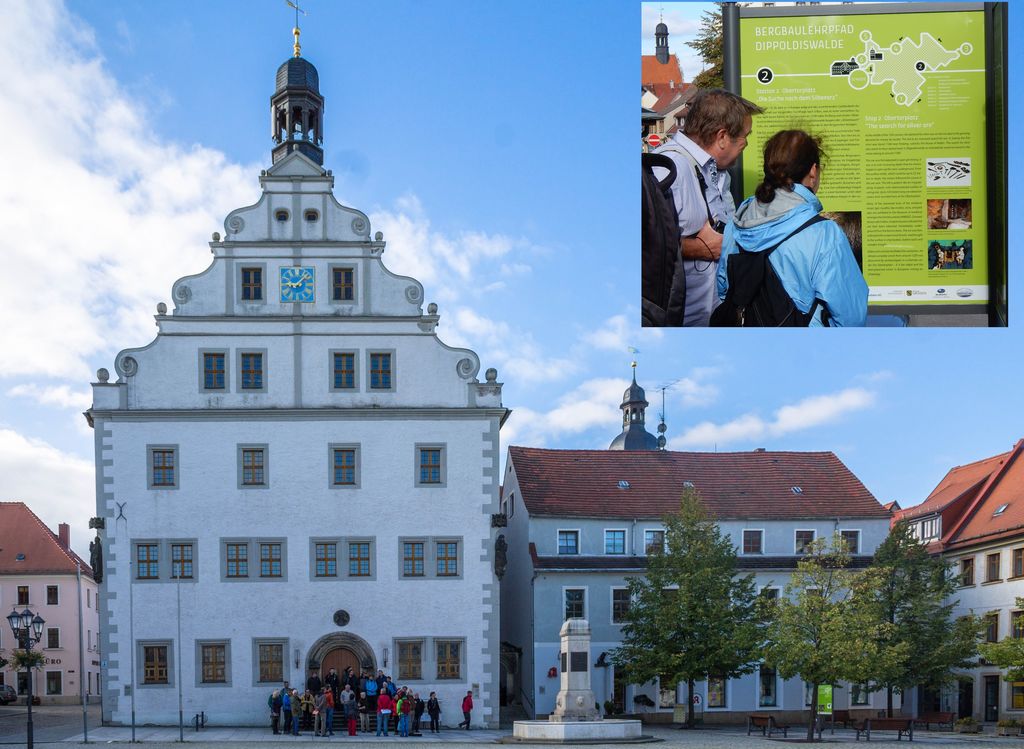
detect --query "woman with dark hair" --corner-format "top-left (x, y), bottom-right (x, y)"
top-left (715, 129), bottom-right (868, 326)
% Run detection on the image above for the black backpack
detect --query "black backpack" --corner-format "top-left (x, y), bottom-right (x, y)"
top-left (641, 152), bottom-right (685, 326)
top-left (710, 214), bottom-right (829, 327)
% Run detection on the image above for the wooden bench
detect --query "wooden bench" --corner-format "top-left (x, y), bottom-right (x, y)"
top-left (854, 717), bottom-right (914, 742)
top-left (747, 713), bottom-right (789, 738)
top-left (915, 711), bottom-right (955, 731)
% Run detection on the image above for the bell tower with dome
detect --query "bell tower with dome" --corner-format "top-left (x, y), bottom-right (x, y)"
top-left (271, 24), bottom-right (324, 165)
top-left (608, 362), bottom-right (662, 451)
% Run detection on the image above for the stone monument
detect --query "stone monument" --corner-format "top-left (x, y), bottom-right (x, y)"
top-left (510, 618), bottom-right (643, 743)
top-left (550, 618), bottom-right (600, 721)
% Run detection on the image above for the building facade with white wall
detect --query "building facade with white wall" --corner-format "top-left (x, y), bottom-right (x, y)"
top-left (499, 379), bottom-right (894, 723)
top-left (86, 49), bottom-right (507, 727)
top-left (897, 439), bottom-right (1024, 723)
top-left (0, 503), bottom-right (100, 705)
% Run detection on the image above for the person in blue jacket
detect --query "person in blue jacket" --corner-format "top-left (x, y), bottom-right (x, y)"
top-left (717, 129), bottom-right (868, 326)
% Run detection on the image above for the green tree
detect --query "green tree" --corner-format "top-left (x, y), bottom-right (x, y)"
top-left (610, 490), bottom-right (764, 727)
top-left (763, 536), bottom-right (885, 741)
top-left (685, 4), bottom-right (723, 89)
top-left (980, 597), bottom-right (1024, 681)
top-left (851, 520), bottom-right (981, 716)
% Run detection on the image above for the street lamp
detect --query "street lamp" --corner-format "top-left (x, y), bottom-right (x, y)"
top-left (7, 606), bottom-right (45, 749)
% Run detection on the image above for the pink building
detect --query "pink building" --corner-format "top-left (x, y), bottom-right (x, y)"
top-left (0, 502), bottom-right (100, 705)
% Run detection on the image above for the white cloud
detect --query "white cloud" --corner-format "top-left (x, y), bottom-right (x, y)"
top-left (369, 195), bottom-right (536, 303)
top-left (0, 429), bottom-right (95, 558)
top-left (771, 388), bottom-right (876, 435)
top-left (670, 387), bottom-right (877, 449)
top-left (0, 1), bottom-right (256, 381)
top-left (442, 309), bottom-right (580, 385)
top-left (501, 378), bottom-right (628, 447)
top-left (7, 384), bottom-right (91, 410)
top-left (581, 313), bottom-right (664, 353)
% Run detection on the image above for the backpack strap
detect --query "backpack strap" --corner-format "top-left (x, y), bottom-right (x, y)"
top-left (657, 143), bottom-right (716, 231)
top-left (735, 214), bottom-right (826, 256)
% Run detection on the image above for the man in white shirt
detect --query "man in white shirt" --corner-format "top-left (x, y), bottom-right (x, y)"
top-left (654, 89), bottom-right (763, 326)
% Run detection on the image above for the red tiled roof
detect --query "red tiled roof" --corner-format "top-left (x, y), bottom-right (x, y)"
top-left (642, 55), bottom-right (684, 87)
top-left (0, 502), bottom-right (93, 577)
top-left (943, 440), bottom-right (1024, 550)
top-left (509, 447), bottom-right (888, 521)
top-left (899, 449), bottom-right (1008, 520)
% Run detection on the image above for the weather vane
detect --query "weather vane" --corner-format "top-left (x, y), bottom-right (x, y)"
top-left (627, 346), bottom-right (641, 371)
top-left (286, 0), bottom-right (308, 57)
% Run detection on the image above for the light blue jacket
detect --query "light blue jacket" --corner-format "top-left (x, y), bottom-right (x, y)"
top-left (716, 184), bottom-right (868, 327)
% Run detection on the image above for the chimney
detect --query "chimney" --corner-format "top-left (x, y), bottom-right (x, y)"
top-left (58, 523), bottom-right (70, 549)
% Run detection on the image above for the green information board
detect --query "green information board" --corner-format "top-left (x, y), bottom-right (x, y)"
top-left (738, 5), bottom-right (988, 310)
top-left (818, 684), bottom-right (833, 715)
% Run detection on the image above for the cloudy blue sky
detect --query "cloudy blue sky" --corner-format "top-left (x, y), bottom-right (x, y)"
top-left (0, 0), bottom-right (1020, 558)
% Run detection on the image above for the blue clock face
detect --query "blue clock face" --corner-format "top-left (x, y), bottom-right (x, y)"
top-left (280, 266), bottom-right (315, 303)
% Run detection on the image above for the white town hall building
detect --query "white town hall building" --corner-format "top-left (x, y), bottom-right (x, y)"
top-left (86, 42), bottom-right (507, 727)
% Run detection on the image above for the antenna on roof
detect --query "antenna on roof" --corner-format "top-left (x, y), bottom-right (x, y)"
top-left (286, 0), bottom-right (308, 57)
top-left (656, 380), bottom-right (677, 452)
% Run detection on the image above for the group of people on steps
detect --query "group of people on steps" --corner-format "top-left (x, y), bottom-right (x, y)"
top-left (268, 665), bottom-right (475, 737)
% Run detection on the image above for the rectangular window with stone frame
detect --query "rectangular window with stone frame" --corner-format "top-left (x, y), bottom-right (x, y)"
top-left (795, 530), bottom-right (815, 554)
top-left (564, 588), bottom-right (585, 620)
top-left (240, 352), bottom-right (264, 390)
top-left (333, 352), bottom-right (356, 390)
top-left (436, 541), bottom-right (458, 576)
top-left (171, 543), bottom-right (193, 579)
top-left (137, 544), bottom-right (159, 579)
top-left (987, 552), bottom-right (1001, 582)
top-left (203, 352), bottom-right (226, 390)
top-left (403, 542), bottom-right (424, 577)
top-left (349, 542), bottom-right (371, 577)
top-left (985, 612), bottom-right (999, 643)
top-left (260, 543), bottom-right (282, 578)
top-left (611, 588), bottom-right (630, 624)
top-left (241, 267), bottom-right (263, 301)
top-left (241, 447), bottom-right (266, 486)
top-left (202, 644), bottom-right (227, 684)
top-left (47, 628), bottom-right (60, 649)
top-left (46, 586), bottom-right (59, 605)
top-left (17, 586), bottom-right (29, 605)
top-left (150, 448), bottom-right (176, 488)
top-left (397, 640), bottom-right (423, 680)
top-left (144, 645), bottom-right (168, 684)
top-left (315, 543), bottom-right (337, 577)
top-left (435, 640), bottom-right (461, 680)
top-left (960, 557), bottom-right (975, 586)
top-left (46, 671), bottom-right (62, 695)
top-left (605, 530), bottom-right (626, 555)
top-left (226, 543), bottom-right (248, 578)
top-left (370, 352), bottom-right (392, 390)
top-left (742, 530), bottom-right (763, 555)
top-left (332, 448), bottom-right (356, 485)
top-left (258, 643), bottom-right (283, 683)
top-left (332, 267), bottom-right (355, 302)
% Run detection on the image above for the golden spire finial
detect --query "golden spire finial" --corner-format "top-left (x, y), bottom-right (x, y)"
top-left (286, 0), bottom-right (308, 57)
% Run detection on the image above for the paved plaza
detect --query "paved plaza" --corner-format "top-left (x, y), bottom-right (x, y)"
top-left (4, 707), bottom-right (1024, 748)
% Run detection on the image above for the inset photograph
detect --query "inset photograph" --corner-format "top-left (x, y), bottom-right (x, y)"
top-left (927, 157), bottom-right (972, 187)
top-left (927, 199), bottom-right (972, 230)
top-left (928, 239), bottom-right (973, 270)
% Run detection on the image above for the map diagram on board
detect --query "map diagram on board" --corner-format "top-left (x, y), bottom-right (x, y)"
top-left (828, 31), bottom-right (973, 106)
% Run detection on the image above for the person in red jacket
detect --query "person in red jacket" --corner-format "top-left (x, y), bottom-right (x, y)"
top-left (459, 690), bottom-right (473, 729)
top-left (376, 691), bottom-right (394, 736)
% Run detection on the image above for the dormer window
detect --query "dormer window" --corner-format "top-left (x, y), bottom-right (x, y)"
top-left (994, 503), bottom-right (1010, 516)
top-left (304, 209), bottom-right (319, 222)
top-left (275, 210), bottom-right (289, 222)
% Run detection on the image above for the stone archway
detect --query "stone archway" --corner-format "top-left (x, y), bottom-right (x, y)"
top-left (306, 632), bottom-right (377, 675)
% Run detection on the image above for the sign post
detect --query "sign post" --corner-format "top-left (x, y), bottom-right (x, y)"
top-left (728, 2), bottom-right (1006, 322)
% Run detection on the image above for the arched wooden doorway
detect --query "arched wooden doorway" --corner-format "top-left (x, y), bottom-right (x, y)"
top-left (306, 632), bottom-right (376, 677)
top-left (321, 646), bottom-right (361, 678)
